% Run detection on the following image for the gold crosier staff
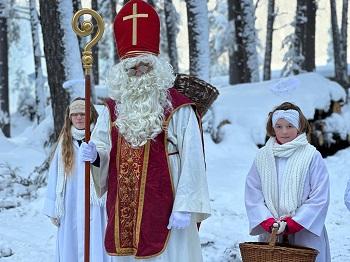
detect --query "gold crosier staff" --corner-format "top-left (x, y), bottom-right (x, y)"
top-left (72, 9), bottom-right (104, 262)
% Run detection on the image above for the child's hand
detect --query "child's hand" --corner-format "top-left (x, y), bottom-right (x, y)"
top-left (273, 221), bottom-right (287, 234)
top-left (282, 217), bottom-right (303, 234)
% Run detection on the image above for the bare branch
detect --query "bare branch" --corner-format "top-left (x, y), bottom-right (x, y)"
top-left (255, 0), bottom-right (261, 11)
top-left (273, 23), bottom-right (290, 31)
top-left (13, 16), bottom-right (30, 21)
top-left (14, 9), bottom-right (30, 16)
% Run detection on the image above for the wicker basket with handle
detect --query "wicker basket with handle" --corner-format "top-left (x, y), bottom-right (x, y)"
top-left (173, 73), bottom-right (219, 116)
top-left (239, 226), bottom-right (318, 262)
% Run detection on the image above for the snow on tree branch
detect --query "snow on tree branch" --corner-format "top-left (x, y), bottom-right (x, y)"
top-left (0, 0), bottom-right (9, 18)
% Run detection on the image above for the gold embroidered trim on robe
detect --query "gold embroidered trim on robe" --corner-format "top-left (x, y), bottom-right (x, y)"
top-left (114, 135), bottom-right (150, 254)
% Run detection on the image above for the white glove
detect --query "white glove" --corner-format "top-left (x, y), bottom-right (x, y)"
top-left (273, 221), bottom-right (287, 234)
top-left (50, 217), bottom-right (60, 227)
top-left (80, 141), bottom-right (97, 163)
top-left (167, 211), bottom-right (191, 230)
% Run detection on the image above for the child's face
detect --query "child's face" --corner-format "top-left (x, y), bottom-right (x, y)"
top-left (71, 113), bottom-right (86, 130)
top-left (273, 118), bottom-right (298, 144)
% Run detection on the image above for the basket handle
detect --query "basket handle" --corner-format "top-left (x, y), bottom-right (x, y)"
top-left (268, 224), bottom-right (279, 247)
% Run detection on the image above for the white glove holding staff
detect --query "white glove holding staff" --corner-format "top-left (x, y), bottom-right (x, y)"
top-left (80, 141), bottom-right (98, 163)
top-left (167, 211), bottom-right (191, 230)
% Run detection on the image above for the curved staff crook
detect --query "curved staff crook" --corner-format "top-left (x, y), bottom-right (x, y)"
top-left (72, 9), bottom-right (104, 262)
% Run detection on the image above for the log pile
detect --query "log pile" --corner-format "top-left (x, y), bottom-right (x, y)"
top-left (258, 100), bottom-right (350, 157)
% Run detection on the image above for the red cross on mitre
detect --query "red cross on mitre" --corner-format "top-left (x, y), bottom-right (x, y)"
top-left (114, 0), bottom-right (160, 59)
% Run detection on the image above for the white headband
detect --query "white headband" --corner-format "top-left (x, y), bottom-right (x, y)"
top-left (272, 109), bottom-right (300, 129)
top-left (69, 100), bottom-right (85, 116)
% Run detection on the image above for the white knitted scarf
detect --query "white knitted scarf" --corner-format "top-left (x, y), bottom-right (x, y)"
top-left (255, 133), bottom-right (316, 218)
top-left (71, 126), bottom-right (85, 141)
top-left (71, 124), bottom-right (95, 141)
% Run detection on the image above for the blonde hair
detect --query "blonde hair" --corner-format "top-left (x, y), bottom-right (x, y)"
top-left (266, 102), bottom-right (311, 137)
top-left (60, 97), bottom-right (98, 175)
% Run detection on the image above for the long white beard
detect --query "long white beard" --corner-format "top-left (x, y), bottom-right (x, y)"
top-left (107, 55), bottom-right (175, 147)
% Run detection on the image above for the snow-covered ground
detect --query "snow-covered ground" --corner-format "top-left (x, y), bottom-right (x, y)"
top-left (1, 73), bottom-right (350, 261)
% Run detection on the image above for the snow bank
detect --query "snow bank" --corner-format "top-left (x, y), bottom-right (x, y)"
top-left (211, 72), bottom-right (346, 144)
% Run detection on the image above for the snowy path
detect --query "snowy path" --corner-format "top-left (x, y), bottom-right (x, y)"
top-left (0, 190), bottom-right (55, 261)
top-left (1, 142), bottom-right (350, 261)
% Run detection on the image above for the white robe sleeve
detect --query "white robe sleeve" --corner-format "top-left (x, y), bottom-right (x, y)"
top-left (293, 151), bottom-right (330, 237)
top-left (345, 179), bottom-right (350, 211)
top-left (90, 106), bottom-right (112, 197)
top-left (167, 106), bottom-right (211, 222)
top-left (43, 147), bottom-right (59, 218)
top-left (245, 161), bottom-right (275, 235)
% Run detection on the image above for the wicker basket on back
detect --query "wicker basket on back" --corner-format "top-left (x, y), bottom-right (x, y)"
top-left (239, 228), bottom-right (318, 262)
top-left (173, 73), bottom-right (219, 116)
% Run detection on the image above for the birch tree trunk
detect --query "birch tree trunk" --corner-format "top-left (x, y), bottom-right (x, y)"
top-left (29, 0), bottom-right (46, 124)
top-left (185, 0), bottom-right (210, 82)
top-left (0, 2), bottom-right (10, 137)
top-left (164, 0), bottom-right (179, 73)
top-left (263, 0), bottom-right (275, 80)
top-left (292, 0), bottom-right (305, 74)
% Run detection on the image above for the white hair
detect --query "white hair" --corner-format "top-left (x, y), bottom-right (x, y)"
top-left (107, 54), bottom-right (175, 147)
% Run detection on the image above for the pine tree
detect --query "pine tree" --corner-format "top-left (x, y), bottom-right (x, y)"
top-left (330, 0), bottom-right (349, 89)
top-left (227, 0), bottom-right (259, 84)
top-left (92, 0), bottom-right (99, 85)
top-left (0, 1), bottom-right (10, 137)
top-left (263, 0), bottom-right (275, 80)
top-left (29, 0), bottom-right (46, 123)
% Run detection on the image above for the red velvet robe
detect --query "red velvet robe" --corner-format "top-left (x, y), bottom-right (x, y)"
top-left (104, 88), bottom-right (196, 258)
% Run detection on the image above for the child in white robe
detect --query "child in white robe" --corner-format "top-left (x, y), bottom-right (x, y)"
top-left (43, 98), bottom-right (111, 262)
top-left (245, 102), bottom-right (331, 262)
